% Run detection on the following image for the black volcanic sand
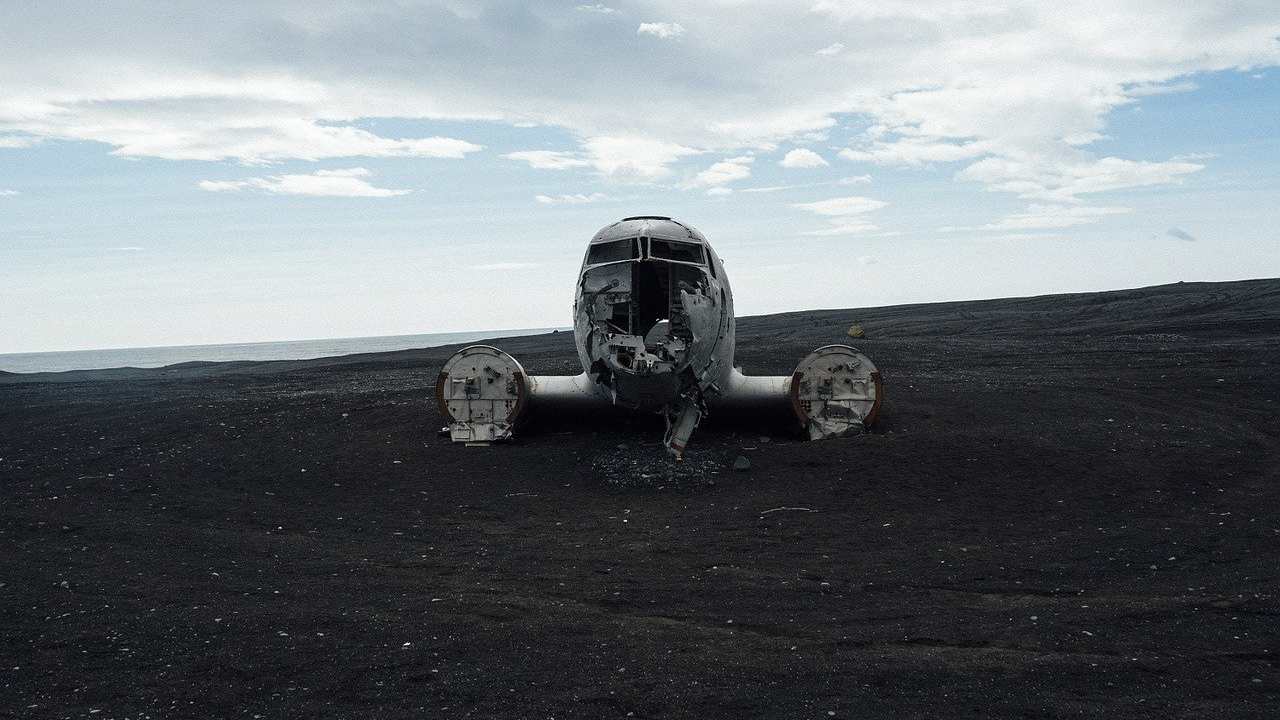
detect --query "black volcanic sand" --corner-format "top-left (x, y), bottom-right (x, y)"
top-left (2, 279), bottom-right (1278, 719)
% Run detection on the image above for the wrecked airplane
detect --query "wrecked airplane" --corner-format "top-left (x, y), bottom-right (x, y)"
top-left (437, 216), bottom-right (881, 456)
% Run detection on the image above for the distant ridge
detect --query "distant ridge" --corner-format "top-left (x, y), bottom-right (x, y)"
top-left (2, 278), bottom-right (1276, 384)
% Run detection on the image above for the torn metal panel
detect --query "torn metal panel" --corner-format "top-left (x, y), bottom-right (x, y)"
top-left (436, 217), bottom-right (881, 455)
top-left (436, 345), bottom-right (527, 443)
top-left (789, 345), bottom-right (882, 440)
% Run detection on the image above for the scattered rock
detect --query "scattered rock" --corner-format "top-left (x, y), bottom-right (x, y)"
top-left (732, 455), bottom-right (751, 472)
top-left (847, 323), bottom-right (865, 338)
top-left (590, 447), bottom-right (722, 488)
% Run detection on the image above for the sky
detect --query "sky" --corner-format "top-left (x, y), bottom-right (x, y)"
top-left (2, 1), bottom-right (1279, 353)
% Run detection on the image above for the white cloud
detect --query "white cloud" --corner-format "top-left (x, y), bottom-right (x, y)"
top-left (112, 124), bottom-right (481, 164)
top-left (470, 262), bottom-right (541, 271)
top-left (987, 232), bottom-right (1066, 241)
top-left (707, 107), bottom-right (837, 147)
top-left (1062, 131), bottom-right (1106, 146)
top-left (0, 1), bottom-right (1274, 199)
top-left (503, 150), bottom-right (590, 170)
top-left (0, 189), bottom-right (18, 196)
top-left (741, 184), bottom-right (794, 193)
top-left (1126, 81), bottom-right (1199, 96)
top-left (802, 220), bottom-right (881, 236)
top-left (958, 156), bottom-right (1204, 203)
top-left (683, 155), bottom-right (753, 189)
top-left (534, 192), bottom-right (610, 204)
top-left (839, 138), bottom-right (993, 167)
top-left (108, 246), bottom-right (144, 251)
top-left (808, 1), bottom-right (1006, 22)
top-left (815, 43), bottom-right (845, 57)
top-left (838, 175), bottom-right (872, 185)
top-left (0, 135), bottom-right (40, 149)
top-left (791, 195), bottom-right (888, 216)
top-left (637, 22), bottom-right (686, 39)
top-left (780, 148), bottom-right (828, 168)
top-left (9, 94), bottom-right (484, 162)
top-left (197, 167), bottom-right (410, 197)
top-left (980, 204), bottom-right (1132, 230)
top-left (1170, 152), bottom-right (1218, 161)
top-left (576, 4), bottom-right (618, 14)
top-left (583, 135), bottom-right (700, 180)
top-left (512, 141), bottom-right (699, 180)
top-left (793, 194), bottom-right (889, 235)
top-left (706, 186), bottom-right (733, 196)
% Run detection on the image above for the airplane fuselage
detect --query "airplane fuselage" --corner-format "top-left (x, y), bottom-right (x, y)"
top-left (573, 216), bottom-right (734, 412)
top-left (437, 216), bottom-right (881, 455)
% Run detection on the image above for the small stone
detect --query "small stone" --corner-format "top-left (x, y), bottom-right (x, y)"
top-left (616, 443), bottom-right (629, 450)
top-left (732, 455), bottom-right (751, 472)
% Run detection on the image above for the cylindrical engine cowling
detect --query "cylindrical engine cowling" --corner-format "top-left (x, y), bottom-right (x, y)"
top-left (789, 345), bottom-right (881, 439)
top-left (436, 345), bottom-right (529, 443)
top-left (710, 344), bottom-right (880, 439)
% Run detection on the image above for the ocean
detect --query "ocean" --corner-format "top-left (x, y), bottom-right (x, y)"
top-left (0, 328), bottom-right (567, 374)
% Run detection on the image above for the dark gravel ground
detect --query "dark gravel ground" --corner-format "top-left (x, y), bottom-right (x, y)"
top-left (2, 278), bottom-right (1278, 719)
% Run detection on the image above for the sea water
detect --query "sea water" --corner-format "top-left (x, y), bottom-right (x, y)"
top-left (0, 328), bottom-right (566, 374)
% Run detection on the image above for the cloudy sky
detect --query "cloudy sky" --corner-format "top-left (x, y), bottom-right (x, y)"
top-left (2, 1), bottom-right (1279, 353)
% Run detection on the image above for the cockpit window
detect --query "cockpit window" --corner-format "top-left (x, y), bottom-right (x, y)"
top-left (587, 238), bottom-right (639, 265)
top-left (648, 238), bottom-right (706, 265)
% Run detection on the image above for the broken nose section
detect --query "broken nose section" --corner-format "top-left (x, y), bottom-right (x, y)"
top-left (605, 333), bottom-right (683, 377)
top-left (437, 345), bottom-right (528, 444)
top-left (790, 345), bottom-right (882, 440)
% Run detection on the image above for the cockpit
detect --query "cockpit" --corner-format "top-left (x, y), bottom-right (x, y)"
top-left (585, 236), bottom-right (709, 268)
top-left (578, 233), bottom-right (723, 389)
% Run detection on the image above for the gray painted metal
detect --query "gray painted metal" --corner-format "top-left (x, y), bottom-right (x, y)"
top-left (437, 345), bottom-right (526, 444)
top-left (436, 218), bottom-right (881, 455)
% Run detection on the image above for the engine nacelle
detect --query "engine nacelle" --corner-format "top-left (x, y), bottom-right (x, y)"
top-left (436, 345), bottom-right (528, 444)
top-left (713, 344), bottom-right (881, 439)
top-left (788, 345), bottom-right (882, 439)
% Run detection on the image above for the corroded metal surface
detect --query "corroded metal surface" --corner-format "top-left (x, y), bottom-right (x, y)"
top-left (437, 345), bottom-right (527, 444)
top-left (789, 345), bottom-right (882, 440)
top-left (436, 217), bottom-right (880, 454)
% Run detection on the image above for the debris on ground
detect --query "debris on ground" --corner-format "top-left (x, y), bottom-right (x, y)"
top-left (590, 447), bottom-right (724, 487)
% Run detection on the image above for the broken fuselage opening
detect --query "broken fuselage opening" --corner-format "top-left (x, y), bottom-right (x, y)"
top-left (577, 235), bottom-right (726, 411)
